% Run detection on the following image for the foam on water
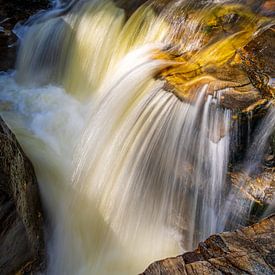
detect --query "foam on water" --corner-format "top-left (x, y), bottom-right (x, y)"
top-left (0, 0), bottom-right (273, 274)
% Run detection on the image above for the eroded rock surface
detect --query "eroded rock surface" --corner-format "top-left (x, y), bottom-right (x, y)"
top-left (142, 215), bottom-right (275, 275)
top-left (230, 169), bottom-right (274, 204)
top-left (155, 4), bottom-right (275, 115)
top-left (0, 117), bottom-right (45, 274)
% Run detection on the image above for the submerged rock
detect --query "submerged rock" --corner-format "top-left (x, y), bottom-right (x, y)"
top-left (0, 117), bottom-right (45, 274)
top-left (142, 215), bottom-right (275, 275)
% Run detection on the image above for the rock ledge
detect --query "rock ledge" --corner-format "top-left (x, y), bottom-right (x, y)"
top-left (142, 215), bottom-right (275, 275)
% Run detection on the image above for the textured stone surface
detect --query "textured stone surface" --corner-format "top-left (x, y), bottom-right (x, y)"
top-left (142, 215), bottom-right (275, 275)
top-left (0, 117), bottom-right (45, 274)
top-left (225, 168), bottom-right (275, 227)
top-left (156, 5), bottom-right (275, 112)
top-left (230, 169), bottom-right (275, 204)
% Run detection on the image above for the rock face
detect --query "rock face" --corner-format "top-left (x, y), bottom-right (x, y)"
top-left (0, 117), bottom-right (45, 274)
top-left (230, 169), bottom-right (274, 204)
top-left (142, 215), bottom-right (275, 275)
top-left (224, 168), bottom-right (275, 228)
top-left (155, 4), bottom-right (274, 115)
top-left (0, 2), bottom-right (48, 271)
top-left (0, 0), bottom-right (49, 71)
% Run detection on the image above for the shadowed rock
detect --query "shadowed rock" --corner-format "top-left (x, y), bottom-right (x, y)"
top-left (0, 117), bottom-right (45, 274)
top-left (0, 0), bottom-right (49, 71)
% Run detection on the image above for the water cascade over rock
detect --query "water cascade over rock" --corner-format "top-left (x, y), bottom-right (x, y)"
top-left (0, 0), bottom-right (274, 274)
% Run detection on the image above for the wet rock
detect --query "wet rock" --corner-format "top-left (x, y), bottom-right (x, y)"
top-left (226, 168), bottom-right (274, 226)
top-left (0, 0), bottom-right (49, 71)
top-left (142, 215), bottom-right (275, 275)
top-left (271, 131), bottom-right (275, 156)
top-left (155, 3), bottom-right (275, 113)
top-left (217, 87), bottom-right (262, 111)
top-left (230, 169), bottom-right (274, 204)
top-left (0, 117), bottom-right (45, 274)
top-left (114, 0), bottom-right (149, 17)
top-left (261, 0), bottom-right (275, 16)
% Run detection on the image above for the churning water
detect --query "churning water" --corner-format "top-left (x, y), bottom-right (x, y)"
top-left (0, 0), bottom-right (274, 274)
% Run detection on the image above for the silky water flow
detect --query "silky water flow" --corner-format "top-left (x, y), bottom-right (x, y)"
top-left (0, 0), bottom-right (273, 274)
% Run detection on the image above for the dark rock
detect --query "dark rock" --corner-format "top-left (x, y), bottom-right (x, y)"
top-left (0, 117), bottom-right (45, 274)
top-left (114, 0), bottom-right (149, 17)
top-left (142, 215), bottom-right (275, 275)
top-left (0, 0), bottom-right (49, 71)
top-left (270, 131), bottom-right (275, 156)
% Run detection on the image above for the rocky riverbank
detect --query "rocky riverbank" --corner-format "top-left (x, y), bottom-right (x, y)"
top-left (142, 215), bottom-right (275, 275)
top-left (0, 117), bottom-right (45, 274)
top-left (0, 1), bottom-right (274, 274)
top-left (0, 1), bottom-right (48, 273)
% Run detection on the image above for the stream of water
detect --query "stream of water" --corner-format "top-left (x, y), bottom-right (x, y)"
top-left (0, 0), bottom-right (274, 274)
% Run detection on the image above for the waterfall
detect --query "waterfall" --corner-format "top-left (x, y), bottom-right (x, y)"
top-left (245, 107), bottom-right (275, 173)
top-left (0, 0), bottom-right (273, 274)
top-left (0, 72), bottom-right (231, 274)
top-left (248, 107), bottom-right (275, 219)
top-left (224, 106), bottom-right (275, 226)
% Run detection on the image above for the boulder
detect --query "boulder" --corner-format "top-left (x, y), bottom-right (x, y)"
top-left (142, 215), bottom-right (275, 275)
top-left (0, 117), bottom-right (45, 274)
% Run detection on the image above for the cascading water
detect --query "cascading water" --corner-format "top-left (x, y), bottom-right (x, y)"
top-left (0, 0), bottom-right (273, 274)
top-left (223, 106), bottom-right (275, 226)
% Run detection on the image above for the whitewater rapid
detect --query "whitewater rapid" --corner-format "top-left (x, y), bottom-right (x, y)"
top-left (0, 0), bottom-right (274, 274)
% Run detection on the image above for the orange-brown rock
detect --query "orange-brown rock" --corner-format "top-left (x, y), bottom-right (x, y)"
top-left (261, 1), bottom-right (275, 16)
top-left (142, 215), bottom-right (275, 275)
top-left (154, 5), bottom-right (275, 112)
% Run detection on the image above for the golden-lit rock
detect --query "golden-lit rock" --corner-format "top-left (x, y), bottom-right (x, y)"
top-left (153, 4), bottom-right (274, 111)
